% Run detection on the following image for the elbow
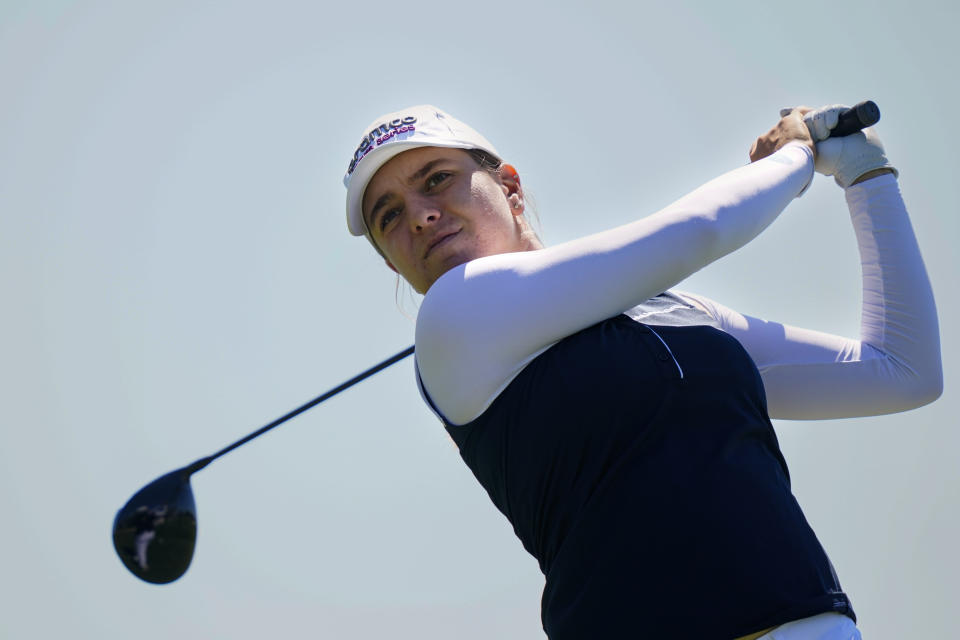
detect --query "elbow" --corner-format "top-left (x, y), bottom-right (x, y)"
top-left (860, 340), bottom-right (944, 412)
top-left (678, 210), bottom-right (725, 266)
top-left (690, 196), bottom-right (773, 266)
top-left (894, 361), bottom-right (944, 411)
top-left (913, 366), bottom-right (944, 409)
top-left (914, 346), bottom-right (944, 408)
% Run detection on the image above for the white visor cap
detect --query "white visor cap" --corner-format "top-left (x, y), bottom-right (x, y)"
top-left (343, 105), bottom-right (501, 237)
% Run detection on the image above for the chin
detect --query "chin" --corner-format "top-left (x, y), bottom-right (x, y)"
top-left (416, 253), bottom-right (470, 291)
top-left (441, 248), bottom-right (479, 272)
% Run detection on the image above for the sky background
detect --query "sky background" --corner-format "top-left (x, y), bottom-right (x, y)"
top-left (1, 1), bottom-right (957, 638)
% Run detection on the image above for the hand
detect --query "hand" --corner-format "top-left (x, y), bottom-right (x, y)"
top-left (749, 109), bottom-right (816, 163)
top-left (798, 104), bottom-right (898, 188)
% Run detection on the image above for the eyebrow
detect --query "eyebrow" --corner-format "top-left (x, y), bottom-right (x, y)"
top-left (368, 159), bottom-right (450, 229)
top-left (406, 159), bottom-right (446, 186)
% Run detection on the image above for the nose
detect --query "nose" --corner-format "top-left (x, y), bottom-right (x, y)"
top-left (407, 196), bottom-right (441, 232)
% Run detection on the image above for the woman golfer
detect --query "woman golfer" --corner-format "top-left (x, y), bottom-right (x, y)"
top-left (342, 104), bottom-right (941, 639)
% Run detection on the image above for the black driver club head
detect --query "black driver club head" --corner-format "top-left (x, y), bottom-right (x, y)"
top-left (112, 467), bottom-right (198, 584)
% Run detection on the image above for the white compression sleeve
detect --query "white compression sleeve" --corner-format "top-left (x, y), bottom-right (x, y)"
top-left (679, 174), bottom-right (942, 420)
top-left (416, 143), bottom-right (814, 425)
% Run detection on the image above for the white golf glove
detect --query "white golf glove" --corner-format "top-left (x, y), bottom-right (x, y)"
top-left (781, 104), bottom-right (898, 188)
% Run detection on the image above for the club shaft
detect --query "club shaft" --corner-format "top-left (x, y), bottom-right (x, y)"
top-left (186, 345), bottom-right (415, 474)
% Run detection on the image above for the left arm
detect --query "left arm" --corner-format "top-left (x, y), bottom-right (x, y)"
top-left (680, 172), bottom-right (942, 420)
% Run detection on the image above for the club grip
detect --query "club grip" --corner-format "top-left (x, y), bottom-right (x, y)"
top-left (829, 100), bottom-right (880, 138)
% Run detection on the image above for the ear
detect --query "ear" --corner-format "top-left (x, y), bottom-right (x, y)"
top-left (500, 163), bottom-right (522, 193)
top-left (498, 163), bottom-right (525, 214)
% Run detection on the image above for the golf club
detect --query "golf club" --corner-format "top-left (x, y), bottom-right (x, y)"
top-left (113, 345), bottom-right (414, 584)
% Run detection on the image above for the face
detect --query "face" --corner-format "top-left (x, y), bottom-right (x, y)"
top-left (362, 147), bottom-right (532, 293)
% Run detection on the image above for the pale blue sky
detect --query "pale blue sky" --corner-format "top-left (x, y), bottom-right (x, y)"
top-left (1, 1), bottom-right (957, 638)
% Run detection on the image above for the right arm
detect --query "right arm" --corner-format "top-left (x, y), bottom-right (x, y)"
top-left (416, 139), bottom-right (814, 425)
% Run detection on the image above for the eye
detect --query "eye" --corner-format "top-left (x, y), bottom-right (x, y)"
top-left (379, 207), bottom-right (401, 232)
top-left (425, 171), bottom-right (452, 191)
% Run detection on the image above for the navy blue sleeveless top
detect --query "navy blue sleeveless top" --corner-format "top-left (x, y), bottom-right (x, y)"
top-left (432, 294), bottom-right (854, 639)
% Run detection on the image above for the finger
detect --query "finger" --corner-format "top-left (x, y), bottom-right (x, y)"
top-left (804, 109), bottom-right (831, 141)
top-left (823, 106), bottom-right (841, 131)
top-left (780, 105), bottom-right (813, 118)
top-left (804, 104), bottom-right (848, 140)
top-left (818, 104), bottom-right (846, 133)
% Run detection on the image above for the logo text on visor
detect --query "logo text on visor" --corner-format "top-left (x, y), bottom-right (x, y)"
top-left (347, 116), bottom-right (418, 175)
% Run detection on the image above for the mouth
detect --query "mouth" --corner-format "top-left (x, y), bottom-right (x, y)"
top-left (424, 229), bottom-right (460, 259)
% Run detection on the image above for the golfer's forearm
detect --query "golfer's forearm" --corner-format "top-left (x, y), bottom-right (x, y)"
top-left (847, 174), bottom-right (942, 405)
top-left (666, 142), bottom-right (814, 264)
